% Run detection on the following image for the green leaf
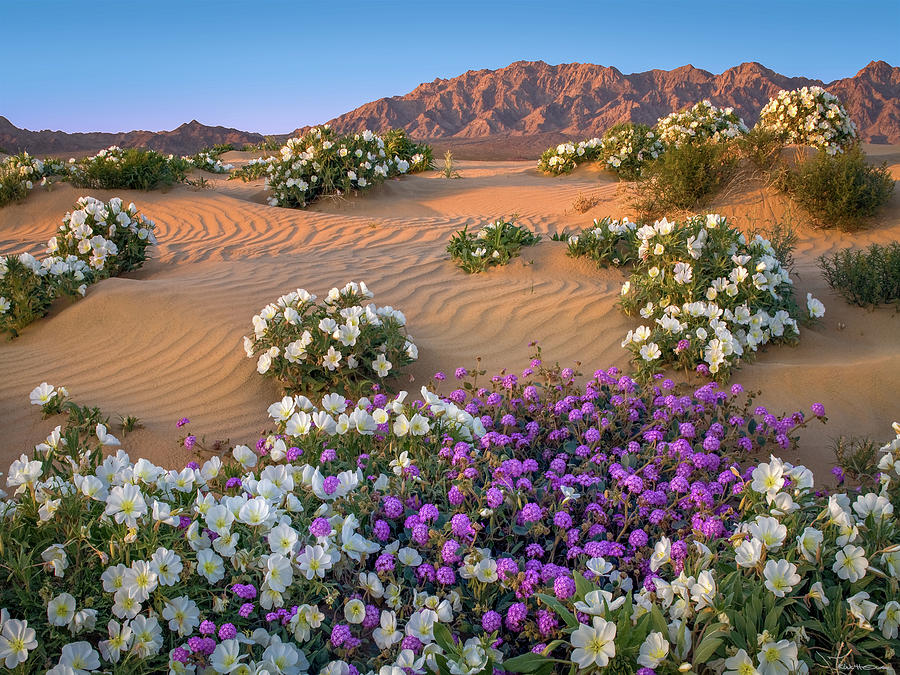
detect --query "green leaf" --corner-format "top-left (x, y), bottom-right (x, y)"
top-left (432, 622), bottom-right (456, 655)
top-left (693, 635), bottom-right (723, 664)
top-left (573, 571), bottom-right (594, 599)
top-left (502, 653), bottom-right (551, 673)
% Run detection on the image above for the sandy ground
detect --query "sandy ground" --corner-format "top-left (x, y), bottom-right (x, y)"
top-left (1, 150), bottom-right (898, 480)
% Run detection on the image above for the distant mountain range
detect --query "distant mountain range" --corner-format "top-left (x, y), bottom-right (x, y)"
top-left (0, 118), bottom-right (266, 157)
top-left (2, 61), bottom-right (898, 158)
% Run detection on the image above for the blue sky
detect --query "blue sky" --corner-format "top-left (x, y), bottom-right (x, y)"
top-left (2, 0), bottom-right (897, 134)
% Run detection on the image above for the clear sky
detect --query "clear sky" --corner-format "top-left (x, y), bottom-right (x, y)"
top-left (2, 0), bottom-right (897, 134)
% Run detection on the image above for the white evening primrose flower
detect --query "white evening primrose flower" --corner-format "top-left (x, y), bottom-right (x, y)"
top-left (756, 640), bottom-right (798, 675)
top-left (878, 600), bottom-right (900, 639)
top-left (723, 649), bottom-right (757, 675)
top-left (29, 382), bottom-right (56, 406)
top-left (847, 591), bottom-right (877, 630)
top-left (833, 544), bottom-right (868, 582)
top-left (0, 618), bottom-right (37, 669)
top-left (650, 537), bottom-right (671, 572)
top-left (796, 527), bottom-right (823, 562)
top-left (47, 592), bottom-right (76, 627)
top-left (57, 641), bottom-right (101, 673)
top-left (95, 423), bottom-right (120, 446)
top-left (344, 598), bottom-right (366, 624)
top-left (196, 548), bottom-right (225, 584)
top-left (806, 292), bottom-right (825, 318)
top-left (232, 445), bottom-right (257, 469)
top-left (748, 515), bottom-right (787, 550)
top-left (763, 559), bottom-right (801, 597)
top-left (210, 639), bottom-right (245, 673)
top-left (104, 484), bottom-right (147, 527)
top-left (735, 538), bottom-right (763, 568)
top-left (570, 616), bottom-right (617, 669)
top-left (637, 631), bottom-right (669, 668)
top-left (640, 342), bottom-right (662, 361)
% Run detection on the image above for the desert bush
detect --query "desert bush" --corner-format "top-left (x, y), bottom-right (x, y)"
top-left (537, 138), bottom-right (602, 175)
top-left (50, 196), bottom-right (158, 276)
top-left (0, 153), bottom-right (68, 207)
top-left (655, 100), bottom-right (748, 147)
top-left (264, 127), bottom-right (431, 208)
top-left (381, 129), bottom-right (434, 172)
top-left (230, 157), bottom-right (275, 182)
top-left (71, 146), bottom-right (189, 190)
top-left (833, 435), bottom-right (884, 488)
top-left (597, 123), bottom-right (664, 180)
top-left (242, 281), bottom-right (417, 395)
top-left (777, 146), bottom-right (894, 230)
top-left (187, 151), bottom-right (234, 174)
top-left (242, 136), bottom-right (283, 152)
top-left (447, 218), bottom-right (541, 273)
top-left (819, 242), bottom-right (900, 307)
top-left (747, 215), bottom-right (799, 271)
top-left (569, 213), bottom-right (823, 380)
top-left (628, 142), bottom-right (738, 218)
top-left (0, 197), bottom-right (156, 337)
top-left (737, 126), bottom-right (785, 171)
top-left (16, 349), bottom-right (895, 673)
top-left (757, 86), bottom-right (858, 155)
top-left (570, 191), bottom-right (600, 214)
top-left (0, 255), bottom-right (58, 337)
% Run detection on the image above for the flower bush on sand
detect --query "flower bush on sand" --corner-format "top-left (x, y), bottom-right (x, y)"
top-left (71, 146), bottom-right (189, 191)
top-left (0, 153), bottom-right (68, 207)
top-left (655, 101), bottom-right (749, 148)
top-left (757, 87), bottom-right (858, 155)
top-left (568, 214), bottom-right (824, 381)
top-left (597, 124), bottom-right (665, 181)
top-left (447, 219), bottom-right (541, 273)
top-left (537, 139), bottom-right (602, 176)
top-left (243, 281), bottom-right (417, 395)
top-left (263, 126), bottom-right (432, 208)
top-left (1, 197), bottom-right (156, 337)
top-left (7, 350), bottom-right (895, 674)
top-left (187, 152), bottom-right (234, 174)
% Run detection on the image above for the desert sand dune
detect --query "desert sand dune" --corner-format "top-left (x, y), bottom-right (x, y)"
top-left (1, 158), bottom-right (898, 481)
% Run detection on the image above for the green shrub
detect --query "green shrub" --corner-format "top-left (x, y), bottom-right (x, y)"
top-left (628, 142), bottom-right (738, 218)
top-left (243, 281), bottom-right (417, 395)
top-left (597, 123), bottom-right (664, 180)
top-left (264, 127), bottom-right (433, 208)
top-left (0, 256), bottom-right (57, 337)
top-left (819, 242), bottom-right (900, 307)
top-left (737, 126), bottom-right (785, 171)
top-left (447, 218), bottom-right (541, 273)
top-left (567, 213), bottom-right (822, 381)
top-left (382, 128), bottom-right (433, 172)
top-left (777, 147), bottom-right (894, 230)
top-left (0, 153), bottom-right (69, 207)
top-left (565, 216), bottom-right (639, 267)
top-left (230, 157), bottom-right (273, 182)
top-left (71, 146), bottom-right (189, 190)
top-left (242, 136), bottom-right (282, 152)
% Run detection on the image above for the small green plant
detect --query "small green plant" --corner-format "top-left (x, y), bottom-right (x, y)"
top-left (119, 414), bottom-right (143, 434)
top-left (819, 242), bottom-right (900, 308)
top-left (777, 146), bottom-right (894, 231)
top-left (71, 146), bottom-right (188, 190)
top-left (627, 142), bottom-right (738, 218)
top-left (447, 218), bottom-right (540, 273)
top-left (186, 176), bottom-right (213, 189)
top-left (439, 150), bottom-right (461, 179)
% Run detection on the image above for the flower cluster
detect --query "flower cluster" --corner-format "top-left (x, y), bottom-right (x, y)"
top-left (243, 281), bottom-right (417, 395)
top-left (186, 151), bottom-right (234, 174)
top-left (7, 350), bottom-right (877, 673)
top-left (1, 197), bottom-right (156, 337)
top-left (757, 87), bottom-right (858, 155)
top-left (51, 196), bottom-right (158, 276)
top-left (570, 213), bottom-right (824, 380)
top-left (656, 100), bottom-right (749, 147)
top-left (263, 126), bottom-right (432, 208)
top-left (230, 157), bottom-right (275, 182)
top-left (0, 153), bottom-right (68, 207)
top-left (537, 138), bottom-right (602, 175)
top-left (446, 218), bottom-right (541, 273)
top-left (597, 123), bottom-right (665, 180)
top-left (565, 216), bottom-right (640, 268)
